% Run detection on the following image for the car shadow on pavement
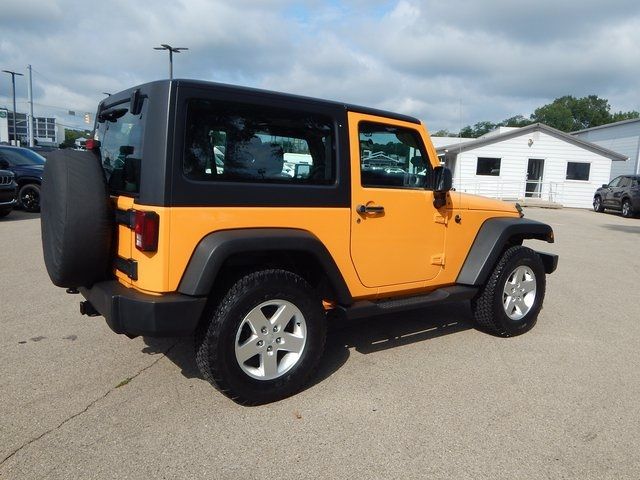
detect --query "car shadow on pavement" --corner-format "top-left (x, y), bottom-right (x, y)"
top-left (602, 223), bottom-right (640, 234)
top-left (0, 210), bottom-right (40, 223)
top-left (141, 301), bottom-right (474, 390)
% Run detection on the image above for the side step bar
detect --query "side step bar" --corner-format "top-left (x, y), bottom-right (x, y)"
top-left (341, 285), bottom-right (478, 320)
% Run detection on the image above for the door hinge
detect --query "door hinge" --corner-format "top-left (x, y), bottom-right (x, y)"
top-left (434, 213), bottom-right (448, 225)
top-left (431, 254), bottom-right (445, 266)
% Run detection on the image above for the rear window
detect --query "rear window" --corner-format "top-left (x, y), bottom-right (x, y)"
top-left (95, 100), bottom-right (146, 195)
top-left (183, 99), bottom-right (335, 184)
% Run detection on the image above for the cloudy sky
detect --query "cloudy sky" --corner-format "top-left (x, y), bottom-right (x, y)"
top-left (1, 0), bottom-right (639, 132)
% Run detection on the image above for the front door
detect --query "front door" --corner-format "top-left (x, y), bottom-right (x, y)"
top-left (348, 112), bottom-right (445, 288)
top-left (603, 176), bottom-right (622, 206)
top-left (526, 158), bottom-right (544, 198)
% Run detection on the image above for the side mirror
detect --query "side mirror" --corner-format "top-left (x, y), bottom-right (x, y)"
top-left (602, 184), bottom-right (608, 188)
top-left (433, 166), bottom-right (452, 193)
top-left (433, 166), bottom-right (452, 209)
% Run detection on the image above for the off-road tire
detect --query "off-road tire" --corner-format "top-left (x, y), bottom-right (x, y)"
top-left (41, 150), bottom-right (112, 288)
top-left (471, 245), bottom-right (546, 337)
top-left (19, 183), bottom-right (40, 212)
top-left (593, 195), bottom-right (604, 213)
top-left (621, 199), bottom-right (633, 218)
top-left (195, 269), bottom-right (326, 405)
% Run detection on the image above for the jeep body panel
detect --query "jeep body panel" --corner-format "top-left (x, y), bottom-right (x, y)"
top-left (178, 228), bottom-right (352, 304)
top-left (457, 217), bottom-right (555, 286)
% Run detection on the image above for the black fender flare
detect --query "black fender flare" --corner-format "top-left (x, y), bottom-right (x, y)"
top-left (456, 217), bottom-right (555, 286)
top-left (178, 228), bottom-right (353, 305)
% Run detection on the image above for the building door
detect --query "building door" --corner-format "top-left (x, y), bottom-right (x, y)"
top-left (526, 158), bottom-right (545, 198)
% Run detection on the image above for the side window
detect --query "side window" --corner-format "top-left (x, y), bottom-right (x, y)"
top-left (358, 122), bottom-right (433, 189)
top-left (566, 162), bottom-right (590, 181)
top-left (183, 99), bottom-right (334, 184)
top-left (608, 176), bottom-right (621, 187)
top-left (476, 157), bottom-right (501, 176)
top-left (618, 176), bottom-right (631, 188)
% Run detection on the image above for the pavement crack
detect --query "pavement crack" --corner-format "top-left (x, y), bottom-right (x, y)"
top-left (0, 341), bottom-right (179, 467)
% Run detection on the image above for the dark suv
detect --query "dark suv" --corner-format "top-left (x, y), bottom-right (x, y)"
top-left (593, 175), bottom-right (640, 218)
top-left (0, 169), bottom-right (18, 218)
top-left (0, 145), bottom-right (46, 212)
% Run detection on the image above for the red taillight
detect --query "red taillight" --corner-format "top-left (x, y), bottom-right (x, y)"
top-left (134, 210), bottom-right (159, 252)
top-left (85, 139), bottom-right (100, 150)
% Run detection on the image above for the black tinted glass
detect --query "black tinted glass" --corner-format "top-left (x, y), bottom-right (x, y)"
top-left (96, 101), bottom-right (146, 195)
top-left (183, 99), bottom-right (335, 184)
top-left (358, 122), bottom-right (432, 189)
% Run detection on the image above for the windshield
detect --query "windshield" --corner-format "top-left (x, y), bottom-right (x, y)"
top-left (0, 148), bottom-right (46, 166)
top-left (95, 100), bottom-right (146, 196)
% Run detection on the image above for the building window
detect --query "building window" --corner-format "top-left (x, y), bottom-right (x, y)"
top-left (476, 157), bottom-right (501, 176)
top-left (566, 162), bottom-right (590, 181)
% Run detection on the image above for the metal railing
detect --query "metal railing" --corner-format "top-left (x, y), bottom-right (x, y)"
top-left (453, 179), bottom-right (564, 203)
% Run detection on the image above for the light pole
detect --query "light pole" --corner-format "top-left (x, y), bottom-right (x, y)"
top-left (153, 44), bottom-right (188, 80)
top-left (2, 69), bottom-right (24, 145)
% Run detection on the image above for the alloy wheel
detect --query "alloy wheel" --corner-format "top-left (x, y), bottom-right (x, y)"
top-left (234, 299), bottom-right (307, 380)
top-left (502, 266), bottom-right (537, 321)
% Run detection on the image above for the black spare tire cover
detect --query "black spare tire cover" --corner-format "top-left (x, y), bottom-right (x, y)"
top-left (41, 150), bottom-right (113, 288)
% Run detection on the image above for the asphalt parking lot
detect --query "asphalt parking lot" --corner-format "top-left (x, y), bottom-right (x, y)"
top-left (1, 207), bottom-right (639, 479)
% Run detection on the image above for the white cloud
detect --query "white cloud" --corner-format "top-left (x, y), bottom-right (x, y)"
top-left (0, 0), bottom-right (638, 132)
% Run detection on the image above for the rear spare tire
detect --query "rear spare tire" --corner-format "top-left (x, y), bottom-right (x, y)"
top-left (41, 150), bottom-right (113, 288)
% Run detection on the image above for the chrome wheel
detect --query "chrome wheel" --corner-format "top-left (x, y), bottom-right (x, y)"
top-left (502, 266), bottom-right (537, 321)
top-left (234, 299), bottom-right (307, 381)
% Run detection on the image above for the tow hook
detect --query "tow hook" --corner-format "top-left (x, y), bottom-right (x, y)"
top-left (80, 301), bottom-right (100, 317)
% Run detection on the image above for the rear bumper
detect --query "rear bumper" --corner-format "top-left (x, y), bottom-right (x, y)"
top-left (79, 281), bottom-right (207, 337)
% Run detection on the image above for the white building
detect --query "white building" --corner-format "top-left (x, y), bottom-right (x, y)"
top-left (571, 118), bottom-right (640, 179)
top-left (436, 123), bottom-right (627, 209)
top-left (0, 108), bottom-right (64, 146)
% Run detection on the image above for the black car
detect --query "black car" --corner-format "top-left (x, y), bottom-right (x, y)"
top-left (0, 146), bottom-right (46, 212)
top-left (0, 169), bottom-right (18, 218)
top-left (593, 175), bottom-right (640, 218)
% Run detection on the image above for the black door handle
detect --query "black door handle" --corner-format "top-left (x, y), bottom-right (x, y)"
top-left (357, 204), bottom-right (385, 214)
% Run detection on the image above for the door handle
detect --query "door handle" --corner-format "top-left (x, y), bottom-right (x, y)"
top-left (357, 204), bottom-right (385, 214)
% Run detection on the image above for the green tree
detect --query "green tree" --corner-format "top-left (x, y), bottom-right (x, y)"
top-left (530, 95), bottom-right (634, 132)
top-left (432, 129), bottom-right (453, 137)
top-left (61, 129), bottom-right (91, 149)
top-left (611, 110), bottom-right (640, 122)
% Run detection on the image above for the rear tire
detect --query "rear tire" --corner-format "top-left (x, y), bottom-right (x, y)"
top-left (621, 199), bottom-right (633, 218)
top-left (471, 246), bottom-right (546, 337)
top-left (593, 195), bottom-right (604, 213)
top-left (195, 269), bottom-right (326, 405)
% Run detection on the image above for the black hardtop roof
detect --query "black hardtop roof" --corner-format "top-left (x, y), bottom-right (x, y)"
top-left (103, 79), bottom-right (421, 125)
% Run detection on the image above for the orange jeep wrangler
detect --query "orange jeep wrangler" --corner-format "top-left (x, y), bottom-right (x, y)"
top-left (41, 80), bottom-right (557, 404)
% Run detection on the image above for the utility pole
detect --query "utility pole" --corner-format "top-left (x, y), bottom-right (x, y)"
top-left (2, 69), bottom-right (24, 145)
top-left (153, 44), bottom-right (188, 80)
top-left (27, 65), bottom-right (34, 147)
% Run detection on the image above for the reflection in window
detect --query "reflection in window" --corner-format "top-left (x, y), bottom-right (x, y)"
top-left (566, 162), bottom-right (590, 181)
top-left (476, 157), bottom-right (501, 176)
top-left (183, 99), bottom-right (334, 184)
top-left (358, 122), bottom-right (433, 189)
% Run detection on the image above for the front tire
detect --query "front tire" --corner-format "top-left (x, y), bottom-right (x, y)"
top-left (621, 199), bottom-right (633, 218)
top-left (593, 195), bottom-right (604, 212)
top-left (472, 246), bottom-right (546, 337)
top-left (195, 269), bottom-right (326, 405)
top-left (19, 183), bottom-right (41, 212)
